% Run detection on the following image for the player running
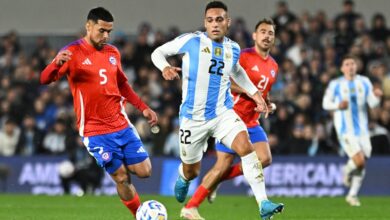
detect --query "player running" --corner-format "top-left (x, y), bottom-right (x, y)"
top-left (180, 18), bottom-right (282, 220)
top-left (151, 1), bottom-right (283, 219)
top-left (40, 7), bottom-right (158, 217)
top-left (322, 55), bottom-right (383, 206)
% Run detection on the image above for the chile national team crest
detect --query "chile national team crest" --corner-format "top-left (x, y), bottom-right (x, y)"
top-left (109, 56), bottom-right (117, 65)
top-left (270, 69), bottom-right (276, 78)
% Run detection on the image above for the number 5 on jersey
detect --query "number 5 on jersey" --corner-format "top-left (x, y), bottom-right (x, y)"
top-left (99, 69), bottom-right (107, 85)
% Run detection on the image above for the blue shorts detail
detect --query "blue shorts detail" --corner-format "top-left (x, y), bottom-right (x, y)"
top-left (215, 125), bottom-right (268, 154)
top-left (83, 126), bottom-right (149, 174)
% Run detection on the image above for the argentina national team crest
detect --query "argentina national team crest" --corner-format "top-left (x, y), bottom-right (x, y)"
top-left (109, 56), bottom-right (117, 65)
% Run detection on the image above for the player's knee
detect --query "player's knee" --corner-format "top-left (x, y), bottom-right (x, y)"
top-left (235, 145), bottom-right (253, 157)
top-left (136, 167), bottom-right (152, 178)
top-left (355, 160), bottom-right (365, 169)
top-left (261, 155), bottom-right (272, 168)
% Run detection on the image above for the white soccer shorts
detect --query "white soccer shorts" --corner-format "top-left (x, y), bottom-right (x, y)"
top-left (179, 109), bottom-right (247, 164)
top-left (338, 134), bottom-right (372, 158)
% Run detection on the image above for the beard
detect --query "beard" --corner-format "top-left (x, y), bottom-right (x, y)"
top-left (91, 38), bottom-right (105, 50)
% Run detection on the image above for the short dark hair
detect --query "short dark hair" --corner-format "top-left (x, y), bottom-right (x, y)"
top-left (255, 18), bottom-right (276, 31)
top-left (205, 1), bottom-right (228, 14)
top-left (87, 7), bottom-right (114, 23)
top-left (340, 54), bottom-right (357, 65)
top-left (343, 0), bottom-right (354, 6)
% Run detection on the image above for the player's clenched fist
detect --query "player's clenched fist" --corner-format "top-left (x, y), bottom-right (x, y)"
top-left (55, 50), bottom-right (72, 66)
top-left (162, 66), bottom-right (181, 80)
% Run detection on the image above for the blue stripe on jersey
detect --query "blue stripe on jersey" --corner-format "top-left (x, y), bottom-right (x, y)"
top-left (223, 44), bottom-right (240, 109)
top-left (334, 82), bottom-right (346, 134)
top-left (205, 41), bottom-right (224, 119)
top-left (362, 79), bottom-right (369, 103)
top-left (349, 81), bottom-right (360, 135)
top-left (224, 81), bottom-right (233, 108)
top-left (178, 37), bottom-right (201, 119)
top-left (60, 39), bottom-right (82, 51)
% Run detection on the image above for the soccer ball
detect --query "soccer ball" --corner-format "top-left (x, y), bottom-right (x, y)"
top-left (136, 200), bottom-right (168, 220)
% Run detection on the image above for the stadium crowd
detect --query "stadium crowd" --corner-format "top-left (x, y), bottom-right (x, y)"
top-left (0, 0), bottom-right (389, 160)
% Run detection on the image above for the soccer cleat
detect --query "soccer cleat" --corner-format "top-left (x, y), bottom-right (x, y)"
top-left (260, 200), bottom-right (284, 220)
top-left (175, 175), bottom-right (190, 203)
top-left (346, 196), bottom-right (361, 207)
top-left (180, 207), bottom-right (205, 220)
top-left (342, 165), bottom-right (352, 187)
top-left (207, 184), bottom-right (220, 204)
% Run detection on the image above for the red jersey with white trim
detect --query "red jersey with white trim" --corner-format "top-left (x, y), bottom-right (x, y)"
top-left (40, 39), bottom-right (148, 137)
top-left (233, 47), bottom-right (279, 128)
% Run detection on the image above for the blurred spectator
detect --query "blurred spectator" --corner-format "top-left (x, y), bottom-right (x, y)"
top-left (334, 0), bottom-right (361, 32)
top-left (370, 13), bottom-right (390, 42)
top-left (0, 119), bottom-right (21, 156)
top-left (272, 1), bottom-right (297, 32)
top-left (16, 115), bottom-right (44, 156)
top-left (42, 119), bottom-right (67, 154)
top-left (59, 122), bottom-right (103, 195)
top-left (164, 118), bottom-right (180, 157)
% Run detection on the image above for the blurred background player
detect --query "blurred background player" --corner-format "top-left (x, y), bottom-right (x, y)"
top-left (322, 55), bottom-right (383, 206)
top-left (180, 18), bottom-right (282, 220)
top-left (40, 7), bottom-right (158, 217)
top-left (151, 1), bottom-right (283, 219)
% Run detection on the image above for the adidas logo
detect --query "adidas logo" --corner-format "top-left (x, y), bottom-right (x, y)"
top-left (82, 58), bottom-right (92, 65)
top-left (201, 47), bottom-right (211, 53)
top-left (251, 65), bottom-right (259, 72)
top-left (137, 146), bottom-right (146, 153)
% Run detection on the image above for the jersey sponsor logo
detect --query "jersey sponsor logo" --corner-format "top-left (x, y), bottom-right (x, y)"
top-left (102, 152), bottom-right (110, 161)
top-left (251, 65), bottom-right (259, 72)
top-left (137, 146), bottom-right (146, 153)
top-left (201, 47), bottom-right (211, 54)
top-left (109, 56), bottom-right (117, 65)
top-left (271, 69), bottom-right (276, 78)
top-left (82, 58), bottom-right (92, 65)
top-left (214, 47), bottom-right (222, 57)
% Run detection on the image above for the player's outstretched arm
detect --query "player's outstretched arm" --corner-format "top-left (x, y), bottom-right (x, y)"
top-left (231, 63), bottom-right (269, 117)
top-left (40, 50), bottom-right (71, 84)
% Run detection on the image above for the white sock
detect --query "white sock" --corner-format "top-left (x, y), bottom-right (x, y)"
top-left (348, 169), bottom-right (365, 197)
top-left (345, 159), bottom-right (357, 175)
top-left (241, 151), bottom-right (267, 204)
top-left (178, 163), bottom-right (189, 182)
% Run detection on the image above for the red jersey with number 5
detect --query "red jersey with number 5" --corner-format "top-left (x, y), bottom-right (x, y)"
top-left (233, 47), bottom-right (279, 128)
top-left (40, 38), bottom-right (148, 137)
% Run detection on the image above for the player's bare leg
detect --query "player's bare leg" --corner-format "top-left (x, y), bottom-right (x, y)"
top-left (230, 131), bottom-right (283, 219)
top-left (345, 151), bottom-right (365, 206)
top-left (175, 161), bottom-right (201, 203)
top-left (110, 164), bottom-right (141, 216)
top-left (181, 152), bottom-right (233, 219)
top-left (127, 158), bottom-right (152, 178)
top-left (208, 141), bottom-right (272, 203)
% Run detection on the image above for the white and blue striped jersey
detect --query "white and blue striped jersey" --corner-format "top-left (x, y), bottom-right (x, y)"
top-left (322, 75), bottom-right (380, 136)
top-left (152, 31), bottom-right (257, 121)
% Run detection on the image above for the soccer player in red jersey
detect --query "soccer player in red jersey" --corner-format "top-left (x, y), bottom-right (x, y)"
top-left (40, 7), bottom-right (158, 217)
top-left (181, 18), bottom-right (282, 220)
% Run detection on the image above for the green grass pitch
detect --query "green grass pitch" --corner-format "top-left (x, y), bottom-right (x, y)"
top-left (0, 195), bottom-right (389, 220)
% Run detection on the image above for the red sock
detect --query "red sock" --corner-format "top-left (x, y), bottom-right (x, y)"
top-left (221, 162), bottom-right (243, 181)
top-left (121, 193), bottom-right (141, 217)
top-left (185, 185), bottom-right (210, 208)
